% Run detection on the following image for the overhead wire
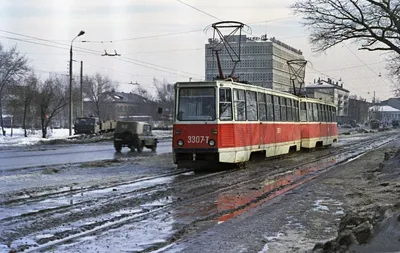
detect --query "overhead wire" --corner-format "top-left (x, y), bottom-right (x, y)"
top-left (0, 30), bottom-right (203, 79)
top-left (342, 43), bottom-right (392, 88)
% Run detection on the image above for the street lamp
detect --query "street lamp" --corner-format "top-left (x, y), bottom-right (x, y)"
top-left (69, 30), bottom-right (85, 136)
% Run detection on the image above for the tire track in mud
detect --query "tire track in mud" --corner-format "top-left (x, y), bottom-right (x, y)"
top-left (1, 133), bottom-right (396, 252)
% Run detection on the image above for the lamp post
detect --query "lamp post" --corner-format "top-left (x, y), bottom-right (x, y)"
top-left (69, 30), bottom-right (85, 136)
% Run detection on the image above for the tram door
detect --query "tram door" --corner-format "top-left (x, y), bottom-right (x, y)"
top-left (317, 104), bottom-right (328, 145)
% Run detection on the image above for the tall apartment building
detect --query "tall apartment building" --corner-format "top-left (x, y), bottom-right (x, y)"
top-left (205, 35), bottom-right (305, 92)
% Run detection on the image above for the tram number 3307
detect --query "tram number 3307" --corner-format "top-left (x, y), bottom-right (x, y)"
top-left (187, 136), bottom-right (209, 144)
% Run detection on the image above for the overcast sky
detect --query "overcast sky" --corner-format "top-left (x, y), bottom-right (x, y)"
top-left (0, 0), bottom-right (393, 101)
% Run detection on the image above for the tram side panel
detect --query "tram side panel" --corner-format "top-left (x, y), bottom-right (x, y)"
top-left (218, 122), bottom-right (301, 163)
top-left (272, 122), bottom-right (301, 156)
top-left (218, 123), bottom-right (257, 163)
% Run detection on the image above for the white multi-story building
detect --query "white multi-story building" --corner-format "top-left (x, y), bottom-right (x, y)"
top-left (305, 78), bottom-right (350, 121)
top-left (369, 105), bottom-right (400, 125)
top-left (205, 35), bottom-right (305, 92)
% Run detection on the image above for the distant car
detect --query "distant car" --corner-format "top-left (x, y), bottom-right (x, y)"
top-left (113, 121), bottom-right (158, 152)
top-left (342, 124), bottom-right (352, 128)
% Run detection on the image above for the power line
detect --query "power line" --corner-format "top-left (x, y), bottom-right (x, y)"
top-left (87, 30), bottom-right (203, 43)
top-left (342, 43), bottom-right (391, 88)
top-left (176, 0), bottom-right (221, 21)
top-left (0, 29), bottom-right (100, 54)
top-left (0, 30), bottom-right (204, 79)
top-left (307, 61), bottom-right (386, 73)
top-left (307, 65), bottom-right (367, 94)
top-left (124, 47), bottom-right (202, 55)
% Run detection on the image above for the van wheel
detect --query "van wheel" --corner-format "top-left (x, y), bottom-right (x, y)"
top-left (114, 143), bottom-right (122, 152)
top-left (151, 142), bottom-right (157, 152)
top-left (137, 141), bottom-right (144, 152)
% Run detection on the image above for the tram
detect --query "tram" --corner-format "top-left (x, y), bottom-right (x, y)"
top-left (172, 80), bottom-right (338, 168)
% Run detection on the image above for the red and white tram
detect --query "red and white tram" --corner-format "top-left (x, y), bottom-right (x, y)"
top-left (172, 80), bottom-right (338, 168)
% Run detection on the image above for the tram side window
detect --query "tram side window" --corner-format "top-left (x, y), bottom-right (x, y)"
top-left (273, 96), bottom-right (281, 121)
top-left (326, 105), bottom-right (332, 122)
top-left (234, 89), bottom-right (246, 121)
top-left (219, 88), bottom-right (232, 121)
top-left (333, 107), bottom-right (337, 122)
top-left (294, 100), bottom-right (299, 122)
top-left (287, 99), bottom-right (293, 122)
top-left (313, 103), bottom-right (319, 122)
top-left (307, 103), bottom-right (314, 121)
top-left (246, 90), bottom-right (258, 121)
top-left (320, 104), bottom-right (324, 122)
top-left (280, 97), bottom-right (287, 121)
top-left (258, 92), bottom-right (267, 121)
top-left (324, 105), bottom-right (328, 122)
top-left (300, 102), bottom-right (307, 121)
top-left (318, 104), bottom-right (323, 122)
top-left (266, 94), bottom-right (274, 121)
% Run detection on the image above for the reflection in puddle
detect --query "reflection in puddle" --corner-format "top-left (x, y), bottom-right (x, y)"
top-left (216, 156), bottom-right (337, 222)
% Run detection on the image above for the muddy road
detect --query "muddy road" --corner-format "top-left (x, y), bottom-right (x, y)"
top-left (0, 131), bottom-right (398, 253)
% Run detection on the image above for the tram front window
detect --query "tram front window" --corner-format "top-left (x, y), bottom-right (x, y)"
top-left (178, 87), bottom-right (216, 121)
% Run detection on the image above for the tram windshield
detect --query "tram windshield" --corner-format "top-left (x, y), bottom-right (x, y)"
top-left (177, 87), bottom-right (216, 121)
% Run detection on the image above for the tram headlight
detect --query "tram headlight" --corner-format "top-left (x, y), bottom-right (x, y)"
top-left (177, 139), bottom-right (184, 146)
top-left (209, 139), bottom-right (215, 147)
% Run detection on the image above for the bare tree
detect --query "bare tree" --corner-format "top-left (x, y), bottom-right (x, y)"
top-left (292, 0), bottom-right (400, 92)
top-left (0, 44), bottom-right (28, 135)
top-left (83, 73), bottom-right (117, 119)
top-left (35, 77), bottom-right (68, 138)
top-left (293, 1), bottom-right (400, 53)
top-left (153, 78), bottom-right (174, 120)
top-left (137, 85), bottom-right (155, 101)
top-left (21, 74), bottom-right (39, 136)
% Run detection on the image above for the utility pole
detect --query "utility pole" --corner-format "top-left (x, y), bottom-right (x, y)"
top-left (80, 61), bottom-right (83, 117)
top-left (69, 30), bottom-right (85, 136)
top-left (69, 45), bottom-right (73, 136)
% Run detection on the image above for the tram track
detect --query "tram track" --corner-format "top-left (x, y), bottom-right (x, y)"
top-left (2, 131), bottom-right (396, 252)
top-left (0, 132), bottom-right (372, 222)
top-left (0, 131), bottom-right (374, 206)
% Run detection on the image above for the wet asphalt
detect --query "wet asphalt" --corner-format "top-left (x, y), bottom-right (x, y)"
top-left (0, 140), bottom-right (172, 171)
top-left (0, 131), bottom-right (397, 253)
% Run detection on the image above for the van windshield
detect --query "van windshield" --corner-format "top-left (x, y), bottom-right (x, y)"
top-left (177, 87), bottom-right (216, 121)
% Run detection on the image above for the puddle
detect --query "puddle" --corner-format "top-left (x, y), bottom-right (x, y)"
top-left (0, 176), bottom-right (175, 220)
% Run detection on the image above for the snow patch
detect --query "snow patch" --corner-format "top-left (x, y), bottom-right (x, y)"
top-left (0, 128), bottom-right (172, 148)
top-left (312, 199), bottom-right (330, 212)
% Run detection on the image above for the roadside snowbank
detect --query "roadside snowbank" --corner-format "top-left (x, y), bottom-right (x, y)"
top-left (0, 128), bottom-right (71, 147)
top-left (0, 128), bottom-right (172, 148)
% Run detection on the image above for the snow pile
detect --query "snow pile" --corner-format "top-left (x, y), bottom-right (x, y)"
top-left (153, 130), bottom-right (173, 139)
top-left (0, 128), bottom-right (172, 147)
top-left (0, 128), bottom-right (71, 147)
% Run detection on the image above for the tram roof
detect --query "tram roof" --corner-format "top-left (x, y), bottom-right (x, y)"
top-left (175, 80), bottom-right (336, 107)
top-left (175, 80), bottom-right (298, 98)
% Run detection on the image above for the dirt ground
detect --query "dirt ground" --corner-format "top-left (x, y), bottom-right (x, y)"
top-left (311, 139), bottom-right (400, 253)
